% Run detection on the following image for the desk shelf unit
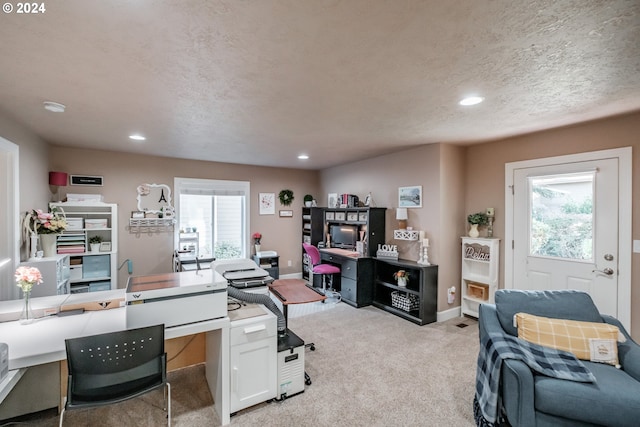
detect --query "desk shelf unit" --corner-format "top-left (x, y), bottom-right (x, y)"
top-left (50, 202), bottom-right (118, 293)
top-left (372, 258), bottom-right (438, 325)
top-left (178, 231), bottom-right (199, 256)
top-left (461, 237), bottom-right (500, 318)
top-left (302, 207), bottom-right (386, 283)
top-left (301, 207), bottom-right (326, 282)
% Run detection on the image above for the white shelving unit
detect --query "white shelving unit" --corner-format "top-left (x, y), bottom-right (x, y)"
top-left (19, 254), bottom-right (70, 297)
top-left (461, 237), bottom-right (500, 318)
top-left (50, 202), bottom-right (118, 293)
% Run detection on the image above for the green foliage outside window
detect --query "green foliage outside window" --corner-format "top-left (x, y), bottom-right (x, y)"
top-left (530, 187), bottom-right (593, 260)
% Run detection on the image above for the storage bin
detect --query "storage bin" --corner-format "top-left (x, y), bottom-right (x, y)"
top-left (89, 281), bottom-right (111, 292)
top-left (467, 282), bottom-right (489, 300)
top-left (66, 218), bottom-right (83, 230)
top-left (83, 255), bottom-right (110, 278)
top-left (85, 219), bottom-right (108, 229)
top-left (391, 291), bottom-right (420, 312)
top-left (70, 265), bottom-right (83, 280)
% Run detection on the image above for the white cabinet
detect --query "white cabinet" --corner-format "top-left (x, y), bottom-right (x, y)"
top-left (229, 310), bottom-right (277, 413)
top-left (50, 202), bottom-right (118, 293)
top-left (20, 254), bottom-right (70, 297)
top-left (461, 237), bottom-right (500, 318)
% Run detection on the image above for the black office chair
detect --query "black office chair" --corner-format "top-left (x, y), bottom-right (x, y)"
top-left (59, 324), bottom-right (171, 427)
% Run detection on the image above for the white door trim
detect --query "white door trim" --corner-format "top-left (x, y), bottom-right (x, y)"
top-left (0, 136), bottom-right (20, 301)
top-left (505, 147), bottom-right (632, 331)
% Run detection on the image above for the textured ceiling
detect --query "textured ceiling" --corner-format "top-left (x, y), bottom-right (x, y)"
top-left (1, 1), bottom-right (639, 170)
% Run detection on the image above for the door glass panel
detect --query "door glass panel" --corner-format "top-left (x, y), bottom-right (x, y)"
top-left (528, 172), bottom-right (594, 261)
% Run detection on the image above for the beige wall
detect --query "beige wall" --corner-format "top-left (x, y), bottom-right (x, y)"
top-left (465, 111), bottom-right (640, 338)
top-left (0, 109), bottom-right (50, 260)
top-left (320, 144), bottom-right (465, 312)
top-left (49, 146), bottom-right (320, 287)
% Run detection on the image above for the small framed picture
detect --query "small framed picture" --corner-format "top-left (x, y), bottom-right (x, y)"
top-left (399, 185), bottom-right (423, 208)
top-left (99, 242), bottom-right (112, 252)
top-left (131, 211), bottom-right (145, 219)
top-left (328, 193), bottom-right (338, 208)
top-left (279, 210), bottom-right (293, 217)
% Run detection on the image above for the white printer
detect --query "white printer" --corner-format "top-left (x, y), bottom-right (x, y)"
top-left (126, 269), bottom-right (227, 329)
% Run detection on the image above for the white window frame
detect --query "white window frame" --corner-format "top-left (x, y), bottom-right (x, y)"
top-left (174, 177), bottom-right (250, 258)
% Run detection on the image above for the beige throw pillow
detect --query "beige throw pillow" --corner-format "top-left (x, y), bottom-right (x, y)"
top-left (515, 312), bottom-right (620, 366)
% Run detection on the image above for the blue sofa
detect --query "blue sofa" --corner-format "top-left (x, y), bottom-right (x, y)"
top-left (478, 289), bottom-right (640, 426)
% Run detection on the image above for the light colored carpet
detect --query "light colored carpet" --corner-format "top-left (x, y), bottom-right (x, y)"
top-left (17, 302), bottom-right (479, 426)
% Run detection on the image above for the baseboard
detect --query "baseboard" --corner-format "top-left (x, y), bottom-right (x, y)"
top-left (279, 272), bottom-right (303, 279)
top-left (437, 306), bottom-right (461, 322)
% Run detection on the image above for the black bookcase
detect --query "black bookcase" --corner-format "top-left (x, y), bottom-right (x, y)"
top-left (372, 258), bottom-right (438, 325)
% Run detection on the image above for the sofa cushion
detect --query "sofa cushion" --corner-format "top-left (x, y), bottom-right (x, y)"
top-left (495, 289), bottom-right (602, 336)
top-left (534, 361), bottom-right (640, 426)
top-left (516, 312), bottom-right (620, 366)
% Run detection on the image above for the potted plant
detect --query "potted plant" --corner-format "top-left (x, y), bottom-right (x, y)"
top-left (393, 270), bottom-right (410, 287)
top-left (89, 235), bottom-right (102, 253)
top-left (303, 194), bottom-right (314, 207)
top-left (467, 212), bottom-right (489, 238)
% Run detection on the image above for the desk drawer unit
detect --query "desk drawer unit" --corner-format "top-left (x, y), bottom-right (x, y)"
top-left (341, 259), bottom-right (357, 280)
top-left (340, 277), bottom-right (357, 302)
top-left (82, 255), bottom-right (110, 278)
top-left (320, 252), bottom-right (374, 307)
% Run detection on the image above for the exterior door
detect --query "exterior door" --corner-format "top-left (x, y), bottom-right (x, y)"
top-left (505, 148), bottom-right (632, 330)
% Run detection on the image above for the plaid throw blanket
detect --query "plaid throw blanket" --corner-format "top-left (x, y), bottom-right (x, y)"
top-left (475, 332), bottom-right (596, 426)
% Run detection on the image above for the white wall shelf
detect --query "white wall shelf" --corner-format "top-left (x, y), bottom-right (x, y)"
top-left (393, 230), bottom-right (419, 240)
top-left (128, 218), bottom-right (176, 233)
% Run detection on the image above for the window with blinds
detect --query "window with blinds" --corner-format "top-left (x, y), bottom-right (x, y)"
top-left (174, 178), bottom-right (250, 260)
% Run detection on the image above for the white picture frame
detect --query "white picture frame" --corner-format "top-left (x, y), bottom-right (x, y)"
top-left (259, 193), bottom-right (275, 215)
top-left (328, 193), bottom-right (338, 208)
top-left (399, 186), bottom-right (422, 208)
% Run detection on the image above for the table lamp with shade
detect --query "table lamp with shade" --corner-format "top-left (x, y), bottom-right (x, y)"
top-left (396, 208), bottom-right (408, 230)
top-left (49, 171), bottom-right (68, 202)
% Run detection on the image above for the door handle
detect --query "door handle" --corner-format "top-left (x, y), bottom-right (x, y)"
top-left (592, 268), bottom-right (614, 276)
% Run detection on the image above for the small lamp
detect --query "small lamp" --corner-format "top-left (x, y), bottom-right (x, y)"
top-left (49, 171), bottom-right (68, 201)
top-left (396, 208), bottom-right (408, 230)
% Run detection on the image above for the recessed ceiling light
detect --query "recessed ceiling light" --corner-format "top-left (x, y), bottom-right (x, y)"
top-left (298, 154), bottom-right (309, 160)
top-left (43, 101), bottom-right (66, 113)
top-left (459, 96), bottom-right (484, 106)
top-left (129, 134), bottom-right (146, 141)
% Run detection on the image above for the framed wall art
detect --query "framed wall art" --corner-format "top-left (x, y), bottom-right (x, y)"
top-left (259, 193), bottom-right (275, 215)
top-left (399, 185), bottom-right (422, 208)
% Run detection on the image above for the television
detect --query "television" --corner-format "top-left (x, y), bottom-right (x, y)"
top-left (330, 224), bottom-right (358, 249)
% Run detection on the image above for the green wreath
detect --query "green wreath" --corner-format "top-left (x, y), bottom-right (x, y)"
top-left (278, 189), bottom-right (294, 206)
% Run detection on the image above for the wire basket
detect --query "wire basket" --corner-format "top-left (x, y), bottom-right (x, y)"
top-left (391, 291), bottom-right (420, 312)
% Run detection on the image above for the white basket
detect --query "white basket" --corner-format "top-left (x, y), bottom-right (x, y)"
top-left (391, 291), bottom-right (419, 312)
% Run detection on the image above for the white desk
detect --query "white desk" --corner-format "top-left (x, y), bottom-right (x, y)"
top-left (0, 290), bottom-right (231, 425)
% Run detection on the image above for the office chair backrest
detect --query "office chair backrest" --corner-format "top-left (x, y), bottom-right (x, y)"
top-left (302, 243), bottom-right (321, 266)
top-left (65, 324), bottom-right (166, 404)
